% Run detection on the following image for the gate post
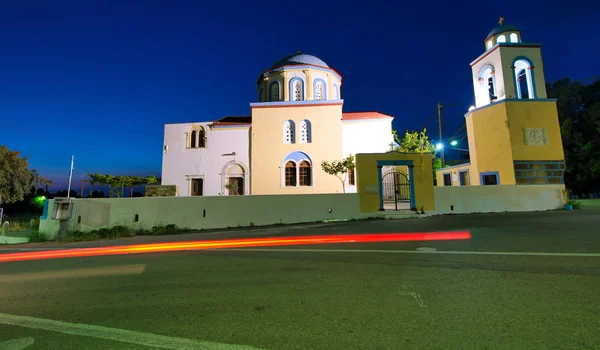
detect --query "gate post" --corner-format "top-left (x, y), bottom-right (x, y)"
top-left (377, 165), bottom-right (384, 211)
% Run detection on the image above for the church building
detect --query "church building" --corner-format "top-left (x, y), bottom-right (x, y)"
top-left (161, 53), bottom-right (395, 196)
top-left (436, 19), bottom-right (566, 188)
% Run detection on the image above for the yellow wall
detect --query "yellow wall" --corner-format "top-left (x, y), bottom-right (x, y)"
top-left (356, 152), bottom-right (435, 213)
top-left (499, 47), bottom-right (547, 99)
top-left (435, 164), bottom-right (472, 187)
top-left (251, 103), bottom-right (344, 194)
top-left (506, 101), bottom-right (565, 161)
top-left (467, 103), bottom-right (516, 185)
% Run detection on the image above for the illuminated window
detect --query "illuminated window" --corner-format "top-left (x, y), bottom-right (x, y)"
top-left (514, 58), bottom-right (535, 99)
top-left (285, 161), bottom-right (297, 186)
top-left (497, 35), bottom-right (506, 43)
top-left (293, 80), bottom-right (303, 101)
top-left (479, 65), bottom-right (496, 105)
top-left (300, 119), bottom-right (311, 143)
top-left (486, 40), bottom-right (493, 50)
top-left (510, 33), bottom-right (518, 43)
top-left (283, 120), bottom-right (296, 144)
top-left (299, 161), bottom-right (312, 186)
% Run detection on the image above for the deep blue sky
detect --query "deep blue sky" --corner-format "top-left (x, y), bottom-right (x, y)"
top-left (1, 1), bottom-right (598, 190)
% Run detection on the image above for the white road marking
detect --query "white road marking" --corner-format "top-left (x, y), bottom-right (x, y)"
top-left (416, 247), bottom-right (438, 252)
top-left (398, 285), bottom-right (427, 308)
top-left (0, 312), bottom-right (264, 350)
top-left (0, 264), bottom-right (147, 283)
top-left (0, 337), bottom-right (35, 350)
top-left (212, 248), bottom-right (600, 257)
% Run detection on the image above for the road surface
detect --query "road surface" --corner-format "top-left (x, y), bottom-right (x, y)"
top-left (0, 210), bottom-right (599, 349)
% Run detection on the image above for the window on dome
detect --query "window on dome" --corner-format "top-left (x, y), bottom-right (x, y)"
top-left (497, 35), bottom-right (506, 43)
top-left (486, 40), bottom-right (493, 50)
top-left (293, 80), bottom-right (303, 101)
top-left (269, 81), bottom-right (280, 102)
top-left (315, 83), bottom-right (322, 100)
top-left (510, 33), bottom-right (518, 43)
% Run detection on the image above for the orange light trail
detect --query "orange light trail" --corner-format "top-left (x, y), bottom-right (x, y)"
top-left (0, 231), bottom-right (471, 263)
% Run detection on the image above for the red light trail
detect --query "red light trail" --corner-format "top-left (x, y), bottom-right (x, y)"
top-left (0, 231), bottom-right (471, 263)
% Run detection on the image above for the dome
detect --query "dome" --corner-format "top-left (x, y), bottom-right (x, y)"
top-left (486, 24), bottom-right (520, 40)
top-left (269, 53), bottom-right (329, 70)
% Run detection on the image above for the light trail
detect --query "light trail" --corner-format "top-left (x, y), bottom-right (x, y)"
top-left (0, 231), bottom-right (471, 263)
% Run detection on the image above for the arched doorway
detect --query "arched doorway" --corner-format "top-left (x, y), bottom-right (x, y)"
top-left (221, 161), bottom-right (248, 196)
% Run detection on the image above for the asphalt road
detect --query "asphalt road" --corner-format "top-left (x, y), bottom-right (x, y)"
top-left (0, 210), bottom-right (599, 349)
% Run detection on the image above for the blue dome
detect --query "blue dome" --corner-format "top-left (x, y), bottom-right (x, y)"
top-left (269, 53), bottom-right (329, 70)
top-left (486, 24), bottom-right (520, 39)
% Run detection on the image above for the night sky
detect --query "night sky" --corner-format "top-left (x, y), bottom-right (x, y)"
top-left (1, 1), bottom-right (598, 190)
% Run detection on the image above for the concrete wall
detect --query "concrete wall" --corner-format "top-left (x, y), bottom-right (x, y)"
top-left (356, 152), bottom-right (435, 213)
top-left (434, 184), bottom-right (565, 214)
top-left (161, 122), bottom-right (251, 196)
top-left (38, 193), bottom-right (388, 238)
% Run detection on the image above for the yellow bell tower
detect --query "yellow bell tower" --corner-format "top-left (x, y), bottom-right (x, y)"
top-left (464, 18), bottom-right (566, 186)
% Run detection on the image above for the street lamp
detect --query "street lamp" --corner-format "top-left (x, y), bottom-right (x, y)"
top-left (450, 140), bottom-right (458, 146)
top-left (435, 143), bottom-right (444, 151)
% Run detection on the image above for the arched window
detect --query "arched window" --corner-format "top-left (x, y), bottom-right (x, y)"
top-left (510, 33), bottom-right (518, 43)
top-left (314, 79), bottom-right (326, 100)
top-left (281, 151), bottom-right (312, 188)
top-left (190, 130), bottom-right (197, 148)
top-left (283, 120), bottom-right (296, 144)
top-left (197, 126), bottom-right (206, 147)
top-left (188, 126), bottom-right (207, 148)
top-left (497, 35), bottom-right (506, 43)
top-left (479, 66), bottom-right (496, 105)
top-left (269, 81), bottom-right (280, 102)
top-left (299, 161), bottom-right (312, 186)
top-left (514, 58), bottom-right (535, 99)
top-left (285, 161), bottom-right (297, 187)
top-left (486, 40), bottom-right (493, 50)
top-left (299, 119), bottom-right (312, 144)
top-left (332, 84), bottom-right (339, 99)
top-left (290, 78), bottom-right (304, 101)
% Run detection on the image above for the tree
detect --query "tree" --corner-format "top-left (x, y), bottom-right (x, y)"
top-left (393, 128), bottom-right (442, 168)
top-left (321, 155), bottom-right (355, 193)
top-left (547, 77), bottom-right (600, 195)
top-left (0, 146), bottom-right (47, 204)
top-left (87, 174), bottom-right (158, 198)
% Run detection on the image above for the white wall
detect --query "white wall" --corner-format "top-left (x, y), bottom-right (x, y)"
top-left (471, 48), bottom-right (505, 108)
top-left (342, 118), bottom-right (394, 193)
top-left (161, 123), bottom-right (251, 196)
top-left (434, 184), bottom-right (565, 214)
top-left (39, 194), bottom-right (391, 237)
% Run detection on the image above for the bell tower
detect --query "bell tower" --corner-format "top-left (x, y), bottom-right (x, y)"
top-left (461, 18), bottom-right (566, 187)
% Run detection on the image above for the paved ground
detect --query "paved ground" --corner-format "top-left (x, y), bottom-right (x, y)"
top-left (0, 210), bottom-right (599, 349)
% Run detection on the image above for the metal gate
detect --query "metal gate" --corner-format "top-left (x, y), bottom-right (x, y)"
top-left (382, 171), bottom-right (411, 210)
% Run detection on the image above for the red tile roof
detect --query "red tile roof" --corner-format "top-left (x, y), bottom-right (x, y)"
top-left (211, 116), bottom-right (252, 126)
top-left (342, 112), bottom-right (393, 121)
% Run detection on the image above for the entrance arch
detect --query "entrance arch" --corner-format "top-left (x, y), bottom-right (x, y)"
top-left (381, 167), bottom-right (411, 210)
top-left (221, 161), bottom-right (249, 195)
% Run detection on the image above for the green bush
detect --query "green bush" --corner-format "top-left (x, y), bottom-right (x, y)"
top-left (567, 200), bottom-right (583, 210)
top-left (28, 230), bottom-right (49, 242)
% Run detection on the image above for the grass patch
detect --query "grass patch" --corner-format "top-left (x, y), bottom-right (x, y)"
top-left (579, 198), bottom-right (600, 210)
top-left (1, 212), bottom-right (41, 232)
top-left (28, 230), bottom-right (50, 243)
top-left (61, 224), bottom-right (191, 243)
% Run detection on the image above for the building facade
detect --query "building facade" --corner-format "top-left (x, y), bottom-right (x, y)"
top-left (162, 53), bottom-right (395, 196)
top-left (436, 20), bottom-right (566, 187)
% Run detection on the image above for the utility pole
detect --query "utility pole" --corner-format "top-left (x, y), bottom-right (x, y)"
top-left (67, 155), bottom-right (74, 198)
top-left (437, 101), bottom-right (444, 167)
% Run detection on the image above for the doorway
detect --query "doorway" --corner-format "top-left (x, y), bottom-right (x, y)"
top-left (191, 178), bottom-right (203, 196)
top-left (227, 177), bottom-right (244, 196)
top-left (381, 167), bottom-right (411, 210)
